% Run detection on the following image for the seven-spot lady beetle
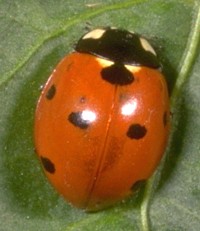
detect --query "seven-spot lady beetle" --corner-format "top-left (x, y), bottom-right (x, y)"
top-left (34, 27), bottom-right (170, 211)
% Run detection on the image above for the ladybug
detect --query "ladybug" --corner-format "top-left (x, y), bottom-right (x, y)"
top-left (34, 27), bottom-right (170, 211)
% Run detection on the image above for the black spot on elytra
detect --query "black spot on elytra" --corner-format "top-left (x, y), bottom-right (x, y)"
top-left (163, 111), bottom-right (168, 127)
top-left (41, 156), bottom-right (55, 174)
top-left (127, 124), bottom-right (147, 139)
top-left (80, 96), bottom-right (87, 104)
top-left (101, 63), bottom-right (134, 85)
top-left (68, 111), bottom-right (90, 129)
top-left (46, 84), bottom-right (56, 100)
top-left (130, 180), bottom-right (145, 192)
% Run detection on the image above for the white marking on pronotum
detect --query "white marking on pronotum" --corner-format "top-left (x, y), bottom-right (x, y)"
top-left (140, 37), bottom-right (157, 56)
top-left (95, 57), bottom-right (114, 67)
top-left (125, 65), bottom-right (141, 72)
top-left (96, 58), bottom-right (142, 71)
top-left (82, 29), bottom-right (106, 40)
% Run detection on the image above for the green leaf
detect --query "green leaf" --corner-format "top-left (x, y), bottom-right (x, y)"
top-left (0, 1), bottom-right (199, 231)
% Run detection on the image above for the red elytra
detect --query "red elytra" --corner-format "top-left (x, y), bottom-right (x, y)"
top-left (34, 28), bottom-right (170, 211)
